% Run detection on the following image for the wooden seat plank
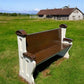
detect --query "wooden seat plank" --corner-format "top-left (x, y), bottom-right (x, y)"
top-left (35, 43), bottom-right (70, 64)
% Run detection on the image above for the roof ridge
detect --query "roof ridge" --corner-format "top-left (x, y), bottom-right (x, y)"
top-left (41, 8), bottom-right (75, 10)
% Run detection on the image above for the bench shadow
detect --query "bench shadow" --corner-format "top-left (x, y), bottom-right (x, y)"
top-left (33, 55), bottom-right (63, 79)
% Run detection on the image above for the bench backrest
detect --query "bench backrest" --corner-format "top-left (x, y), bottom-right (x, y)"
top-left (26, 28), bottom-right (61, 54)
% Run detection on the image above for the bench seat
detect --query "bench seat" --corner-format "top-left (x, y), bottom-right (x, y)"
top-left (35, 43), bottom-right (71, 64)
top-left (24, 41), bottom-right (71, 64)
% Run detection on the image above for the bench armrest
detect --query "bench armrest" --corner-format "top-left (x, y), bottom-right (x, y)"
top-left (23, 52), bottom-right (36, 60)
top-left (63, 38), bottom-right (73, 43)
top-left (16, 30), bottom-right (27, 37)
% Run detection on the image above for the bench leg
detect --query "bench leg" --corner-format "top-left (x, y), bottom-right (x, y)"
top-left (17, 36), bottom-right (27, 79)
top-left (19, 57), bottom-right (36, 84)
top-left (58, 45), bottom-right (72, 58)
top-left (24, 58), bottom-right (36, 84)
top-left (64, 52), bottom-right (69, 58)
top-left (64, 45), bottom-right (72, 59)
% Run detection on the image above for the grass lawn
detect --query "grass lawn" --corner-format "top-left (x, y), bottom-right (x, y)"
top-left (0, 16), bottom-right (84, 84)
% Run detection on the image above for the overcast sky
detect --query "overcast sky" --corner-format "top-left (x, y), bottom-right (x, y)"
top-left (0, 0), bottom-right (84, 12)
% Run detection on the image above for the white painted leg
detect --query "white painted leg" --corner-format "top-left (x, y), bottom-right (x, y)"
top-left (17, 36), bottom-right (27, 80)
top-left (17, 35), bottom-right (36, 84)
top-left (64, 41), bottom-right (72, 59)
top-left (19, 55), bottom-right (25, 78)
top-left (62, 42), bottom-right (72, 59)
top-left (58, 45), bottom-right (72, 58)
top-left (64, 52), bottom-right (69, 59)
top-left (63, 44), bottom-right (72, 59)
top-left (24, 57), bottom-right (36, 84)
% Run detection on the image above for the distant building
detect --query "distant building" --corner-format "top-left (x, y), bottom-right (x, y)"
top-left (37, 8), bottom-right (84, 20)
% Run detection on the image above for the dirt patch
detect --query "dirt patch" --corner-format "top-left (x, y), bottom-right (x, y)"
top-left (42, 69), bottom-right (51, 77)
top-left (42, 57), bottom-right (65, 77)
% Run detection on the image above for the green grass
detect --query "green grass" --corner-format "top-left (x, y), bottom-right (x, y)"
top-left (0, 16), bottom-right (84, 84)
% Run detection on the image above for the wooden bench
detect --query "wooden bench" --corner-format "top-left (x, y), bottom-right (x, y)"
top-left (16, 24), bottom-right (73, 84)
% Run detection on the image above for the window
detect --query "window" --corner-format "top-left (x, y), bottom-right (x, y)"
top-left (78, 16), bottom-right (80, 19)
top-left (73, 16), bottom-right (75, 20)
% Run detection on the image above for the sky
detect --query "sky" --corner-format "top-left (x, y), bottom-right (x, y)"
top-left (0, 0), bottom-right (84, 13)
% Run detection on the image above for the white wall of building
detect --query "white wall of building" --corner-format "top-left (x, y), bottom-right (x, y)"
top-left (69, 9), bottom-right (84, 20)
